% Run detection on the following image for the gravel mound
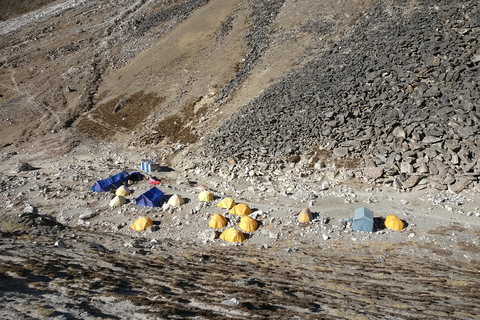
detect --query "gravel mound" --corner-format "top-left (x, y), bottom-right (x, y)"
top-left (206, 0), bottom-right (480, 192)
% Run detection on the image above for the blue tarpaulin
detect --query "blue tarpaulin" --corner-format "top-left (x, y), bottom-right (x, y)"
top-left (91, 171), bottom-right (130, 192)
top-left (134, 187), bottom-right (165, 207)
top-left (352, 207), bottom-right (374, 232)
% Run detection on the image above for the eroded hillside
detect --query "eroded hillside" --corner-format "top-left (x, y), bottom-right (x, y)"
top-left (0, 0), bottom-right (377, 148)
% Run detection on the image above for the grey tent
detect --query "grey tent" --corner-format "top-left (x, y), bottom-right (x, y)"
top-left (352, 207), bottom-right (374, 232)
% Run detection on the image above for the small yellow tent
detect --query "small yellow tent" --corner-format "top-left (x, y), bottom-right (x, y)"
top-left (130, 217), bottom-right (153, 231)
top-left (229, 204), bottom-right (252, 216)
top-left (239, 216), bottom-right (258, 232)
top-left (220, 228), bottom-right (245, 243)
top-left (110, 195), bottom-right (127, 208)
top-left (115, 185), bottom-right (131, 197)
top-left (167, 194), bottom-right (184, 207)
top-left (217, 197), bottom-right (236, 209)
top-left (198, 190), bottom-right (214, 202)
top-left (209, 213), bottom-right (227, 229)
top-left (385, 215), bottom-right (405, 231)
top-left (298, 207), bottom-right (313, 223)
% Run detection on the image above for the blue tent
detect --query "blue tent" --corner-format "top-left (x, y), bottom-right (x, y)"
top-left (352, 207), bottom-right (374, 232)
top-left (91, 171), bottom-right (130, 192)
top-left (135, 187), bottom-right (165, 207)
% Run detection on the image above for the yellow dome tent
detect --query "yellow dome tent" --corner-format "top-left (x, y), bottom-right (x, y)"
top-left (217, 197), bottom-right (236, 209)
top-left (198, 190), bottom-right (214, 202)
top-left (385, 215), bottom-right (405, 231)
top-left (239, 215), bottom-right (258, 232)
top-left (115, 185), bottom-right (131, 197)
top-left (167, 194), bottom-right (184, 207)
top-left (220, 228), bottom-right (245, 243)
top-left (298, 207), bottom-right (313, 223)
top-left (209, 213), bottom-right (227, 229)
top-left (229, 204), bottom-right (252, 216)
top-left (130, 217), bottom-right (153, 231)
top-left (109, 195), bottom-right (127, 208)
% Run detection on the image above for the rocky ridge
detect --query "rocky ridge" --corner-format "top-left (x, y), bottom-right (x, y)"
top-left (205, 0), bottom-right (480, 193)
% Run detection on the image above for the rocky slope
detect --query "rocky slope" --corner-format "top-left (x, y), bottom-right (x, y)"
top-left (205, 0), bottom-right (480, 193)
top-left (1, 0), bottom-right (480, 319)
top-left (1, 227), bottom-right (479, 319)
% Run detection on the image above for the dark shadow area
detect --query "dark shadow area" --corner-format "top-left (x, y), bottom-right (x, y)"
top-left (114, 279), bottom-right (145, 297)
top-left (374, 217), bottom-right (386, 231)
top-left (244, 233), bottom-right (254, 240)
top-left (159, 166), bottom-right (175, 172)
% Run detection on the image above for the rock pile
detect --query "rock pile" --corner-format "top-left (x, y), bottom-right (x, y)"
top-left (132, 0), bottom-right (209, 36)
top-left (216, 0), bottom-right (286, 104)
top-left (206, 0), bottom-right (480, 193)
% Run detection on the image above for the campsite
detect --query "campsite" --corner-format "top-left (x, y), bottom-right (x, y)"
top-left (1, 0), bottom-right (480, 318)
top-left (1, 141), bottom-right (480, 318)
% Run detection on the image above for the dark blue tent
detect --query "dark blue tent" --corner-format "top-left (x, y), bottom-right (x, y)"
top-left (352, 207), bottom-right (374, 232)
top-left (134, 187), bottom-right (164, 207)
top-left (91, 171), bottom-right (130, 192)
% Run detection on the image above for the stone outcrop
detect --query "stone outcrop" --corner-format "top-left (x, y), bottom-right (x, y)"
top-left (206, 0), bottom-right (480, 193)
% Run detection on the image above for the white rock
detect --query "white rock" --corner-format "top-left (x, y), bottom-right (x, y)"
top-left (22, 205), bottom-right (38, 215)
top-left (54, 240), bottom-right (65, 248)
top-left (222, 298), bottom-right (239, 306)
top-left (79, 212), bottom-right (97, 220)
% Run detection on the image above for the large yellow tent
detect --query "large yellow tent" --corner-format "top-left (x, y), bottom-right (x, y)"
top-left (239, 216), bottom-right (258, 232)
top-left (385, 215), bottom-right (405, 231)
top-left (130, 217), bottom-right (153, 231)
top-left (298, 207), bottom-right (313, 223)
top-left (229, 204), bottom-right (252, 216)
top-left (167, 194), bottom-right (184, 207)
top-left (209, 213), bottom-right (227, 229)
top-left (109, 195), bottom-right (126, 208)
top-left (198, 190), bottom-right (214, 202)
top-left (217, 197), bottom-right (236, 209)
top-left (220, 228), bottom-right (245, 243)
top-left (115, 185), bottom-right (131, 197)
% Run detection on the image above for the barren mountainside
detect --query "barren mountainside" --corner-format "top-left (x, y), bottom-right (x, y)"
top-left (1, 0), bottom-right (480, 319)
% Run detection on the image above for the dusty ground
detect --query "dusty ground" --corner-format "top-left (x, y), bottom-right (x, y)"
top-left (1, 0), bottom-right (480, 319)
top-left (0, 133), bottom-right (479, 318)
